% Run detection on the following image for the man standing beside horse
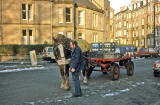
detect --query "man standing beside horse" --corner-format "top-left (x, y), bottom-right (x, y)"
top-left (70, 40), bottom-right (84, 97)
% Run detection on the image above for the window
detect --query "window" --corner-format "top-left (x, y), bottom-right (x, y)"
top-left (129, 24), bottom-right (131, 28)
top-left (119, 30), bottom-right (122, 36)
top-left (28, 4), bottom-right (33, 20)
top-left (93, 13), bottom-right (98, 27)
top-left (138, 2), bottom-right (140, 7)
top-left (141, 39), bottom-right (145, 46)
top-left (133, 13), bottom-right (135, 18)
top-left (78, 33), bottom-right (84, 40)
top-left (124, 21), bottom-right (126, 27)
top-left (58, 8), bottom-right (63, 23)
top-left (29, 30), bottom-right (33, 44)
top-left (66, 8), bottom-right (71, 23)
top-left (124, 30), bottom-right (127, 36)
top-left (133, 31), bottom-right (135, 37)
top-left (129, 13), bottom-right (131, 18)
top-left (133, 23), bottom-right (135, 28)
top-left (66, 32), bottom-right (72, 39)
top-left (110, 12), bottom-right (113, 18)
top-left (22, 29), bottom-right (34, 45)
top-left (78, 11), bottom-right (84, 25)
top-left (58, 32), bottom-right (63, 35)
top-left (136, 40), bottom-right (139, 46)
top-left (143, 0), bottom-right (146, 5)
top-left (136, 22), bottom-right (138, 27)
top-left (119, 22), bottom-right (121, 28)
top-left (22, 4), bottom-right (26, 20)
top-left (136, 30), bottom-right (138, 37)
top-left (93, 33), bottom-right (98, 42)
top-left (22, 29), bottom-right (27, 44)
top-left (124, 13), bottom-right (126, 19)
top-left (136, 11), bottom-right (138, 17)
top-left (22, 4), bottom-right (34, 20)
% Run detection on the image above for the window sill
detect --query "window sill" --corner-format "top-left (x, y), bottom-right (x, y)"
top-left (22, 19), bottom-right (27, 21)
top-left (78, 24), bottom-right (84, 26)
top-left (66, 22), bottom-right (72, 24)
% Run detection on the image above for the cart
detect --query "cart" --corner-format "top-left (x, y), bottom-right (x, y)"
top-left (84, 55), bottom-right (135, 81)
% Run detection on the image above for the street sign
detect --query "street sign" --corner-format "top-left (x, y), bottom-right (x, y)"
top-left (30, 50), bottom-right (37, 65)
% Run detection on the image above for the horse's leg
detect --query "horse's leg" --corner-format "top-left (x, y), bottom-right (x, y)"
top-left (83, 60), bottom-right (88, 84)
top-left (79, 71), bottom-right (82, 80)
top-left (83, 69), bottom-right (88, 84)
top-left (64, 64), bottom-right (70, 90)
top-left (59, 65), bottom-right (65, 89)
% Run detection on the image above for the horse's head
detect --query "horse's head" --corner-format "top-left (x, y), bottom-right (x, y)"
top-left (53, 35), bottom-right (72, 61)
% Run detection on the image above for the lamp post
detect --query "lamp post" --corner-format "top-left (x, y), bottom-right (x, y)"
top-left (153, 3), bottom-right (156, 48)
top-left (50, 0), bottom-right (54, 44)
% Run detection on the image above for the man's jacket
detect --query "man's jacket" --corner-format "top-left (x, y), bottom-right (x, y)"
top-left (70, 46), bottom-right (84, 71)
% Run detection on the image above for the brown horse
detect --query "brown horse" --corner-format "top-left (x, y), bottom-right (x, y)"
top-left (53, 35), bottom-right (89, 90)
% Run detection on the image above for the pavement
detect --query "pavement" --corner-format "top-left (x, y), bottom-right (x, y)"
top-left (0, 58), bottom-right (160, 105)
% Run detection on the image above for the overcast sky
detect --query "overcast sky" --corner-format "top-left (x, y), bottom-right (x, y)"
top-left (110, 0), bottom-right (131, 13)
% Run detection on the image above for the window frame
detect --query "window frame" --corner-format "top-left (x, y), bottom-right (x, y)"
top-left (78, 10), bottom-right (85, 25)
top-left (28, 4), bottom-right (33, 21)
top-left (66, 8), bottom-right (71, 23)
top-left (22, 4), bottom-right (27, 20)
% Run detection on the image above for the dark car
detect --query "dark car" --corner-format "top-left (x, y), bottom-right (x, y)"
top-left (153, 60), bottom-right (160, 77)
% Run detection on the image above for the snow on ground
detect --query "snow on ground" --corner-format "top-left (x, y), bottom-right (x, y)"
top-left (0, 66), bottom-right (45, 73)
top-left (103, 82), bottom-right (145, 97)
top-left (132, 57), bottom-right (145, 61)
top-left (103, 88), bottom-right (130, 97)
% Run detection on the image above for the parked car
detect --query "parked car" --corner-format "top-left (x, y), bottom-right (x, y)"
top-left (153, 60), bottom-right (160, 77)
top-left (42, 47), bottom-right (56, 63)
top-left (137, 48), bottom-right (158, 58)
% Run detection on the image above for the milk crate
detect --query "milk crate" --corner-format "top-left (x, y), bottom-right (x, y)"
top-left (103, 53), bottom-right (121, 59)
top-left (89, 51), bottom-right (103, 59)
top-left (104, 42), bottom-right (116, 53)
top-left (91, 43), bottom-right (103, 52)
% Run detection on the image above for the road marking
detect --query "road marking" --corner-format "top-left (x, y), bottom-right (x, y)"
top-left (0, 67), bottom-right (45, 73)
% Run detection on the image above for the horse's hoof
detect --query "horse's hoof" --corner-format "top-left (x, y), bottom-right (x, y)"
top-left (83, 81), bottom-right (88, 85)
top-left (64, 87), bottom-right (70, 91)
top-left (60, 85), bottom-right (65, 89)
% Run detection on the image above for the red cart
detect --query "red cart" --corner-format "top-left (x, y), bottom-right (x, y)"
top-left (84, 55), bottom-right (135, 81)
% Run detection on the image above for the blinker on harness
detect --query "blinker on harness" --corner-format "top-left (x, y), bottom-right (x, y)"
top-left (56, 44), bottom-right (70, 65)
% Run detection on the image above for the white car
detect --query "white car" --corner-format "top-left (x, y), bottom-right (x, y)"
top-left (42, 47), bottom-right (56, 62)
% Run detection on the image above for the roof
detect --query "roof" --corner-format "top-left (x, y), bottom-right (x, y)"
top-left (54, 0), bottom-right (104, 13)
top-left (74, 0), bottom-right (104, 13)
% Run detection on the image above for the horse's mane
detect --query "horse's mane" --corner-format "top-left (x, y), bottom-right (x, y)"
top-left (54, 34), bottom-right (71, 50)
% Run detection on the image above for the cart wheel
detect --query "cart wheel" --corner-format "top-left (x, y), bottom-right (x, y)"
top-left (119, 61), bottom-right (123, 66)
top-left (154, 55), bottom-right (158, 58)
top-left (110, 63), bottom-right (120, 81)
top-left (127, 61), bottom-right (134, 76)
top-left (101, 67), bottom-right (107, 75)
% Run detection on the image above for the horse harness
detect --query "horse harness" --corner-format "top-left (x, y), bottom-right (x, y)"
top-left (56, 44), bottom-right (70, 65)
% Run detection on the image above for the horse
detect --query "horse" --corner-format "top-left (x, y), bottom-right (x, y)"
top-left (53, 35), bottom-right (89, 90)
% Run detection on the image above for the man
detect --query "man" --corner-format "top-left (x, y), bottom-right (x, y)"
top-left (70, 40), bottom-right (84, 97)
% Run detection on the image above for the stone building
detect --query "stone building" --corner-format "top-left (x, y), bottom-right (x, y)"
top-left (0, 0), bottom-right (110, 45)
top-left (112, 0), bottom-right (160, 48)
